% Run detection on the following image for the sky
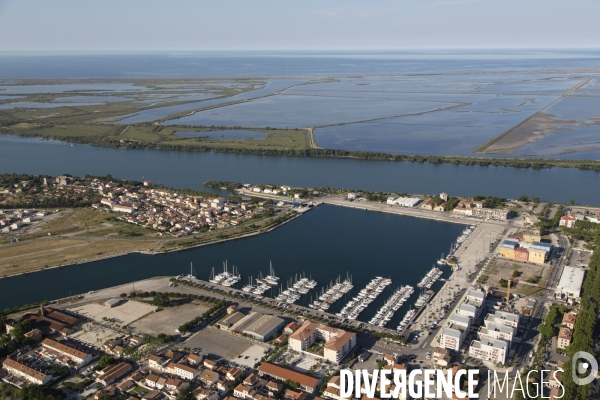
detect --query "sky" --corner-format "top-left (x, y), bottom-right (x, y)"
top-left (0, 0), bottom-right (598, 52)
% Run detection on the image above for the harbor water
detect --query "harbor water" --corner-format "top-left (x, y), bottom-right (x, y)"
top-left (0, 205), bottom-right (464, 329)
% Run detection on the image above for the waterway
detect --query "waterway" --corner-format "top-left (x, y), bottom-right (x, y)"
top-left (0, 205), bottom-right (463, 329)
top-left (0, 135), bottom-right (599, 204)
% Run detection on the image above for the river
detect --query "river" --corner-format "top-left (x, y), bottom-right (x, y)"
top-left (0, 135), bottom-right (598, 204)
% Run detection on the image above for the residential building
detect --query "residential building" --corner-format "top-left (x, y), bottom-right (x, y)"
top-left (477, 323), bottom-right (515, 348)
top-left (258, 362), bottom-right (320, 394)
top-left (485, 311), bottom-right (520, 329)
top-left (433, 347), bottom-right (451, 367)
top-left (559, 215), bottom-right (577, 228)
top-left (440, 327), bottom-right (466, 351)
top-left (96, 362), bottom-right (132, 385)
top-left (466, 289), bottom-right (486, 304)
top-left (196, 388), bottom-right (219, 400)
top-left (514, 247), bottom-right (529, 261)
top-left (323, 331), bottom-right (356, 364)
top-left (197, 369), bottom-right (219, 387)
top-left (469, 339), bottom-right (508, 364)
top-left (323, 376), bottom-right (347, 400)
top-left (284, 321), bottom-right (299, 334)
top-left (498, 240), bottom-right (518, 259)
top-left (41, 338), bottom-right (92, 368)
top-left (173, 363), bottom-right (200, 380)
top-left (23, 328), bottom-right (43, 342)
top-left (472, 208), bottom-right (510, 220)
top-left (448, 314), bottom-right (471, 330)
top-left (558, 327), bottom-right (573, 349)
top-left (562, 311), bottom-right (578, 330)
top-left (2, 358), bottom-right (51, 385)
top-left (288, 321), bottom-right (356, 364)
top-left (455, 303), bottom-right (482, 322)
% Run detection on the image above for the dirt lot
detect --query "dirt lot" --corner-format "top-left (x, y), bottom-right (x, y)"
top-left (129, 302), bottom-right (210, 335)
top-left (484, 259), bottom-right (547, 297)
top-left (70, 300), bottom-right (156, 326)
top-left (184, 327), bottom-right (268, 365)
top-left (0, 237), bottom-right (161, 276)
top-left (70, 321), bottom-right (123, 347)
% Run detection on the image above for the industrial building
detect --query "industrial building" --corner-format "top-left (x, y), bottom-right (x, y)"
top-left (386, 196), bottom-right (422, 207)
top-left (228, 312), bottom-right (285, 342)
top-left (555, 266), bottom-right (585, 304)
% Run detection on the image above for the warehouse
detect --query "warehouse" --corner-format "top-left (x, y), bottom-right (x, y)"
top-left (242, 314), bottom-right (285, 342)
top-left (555, 266), bottom-right (585, 304)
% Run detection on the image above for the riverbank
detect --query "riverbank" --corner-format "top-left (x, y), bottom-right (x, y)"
top-left (0, 208), bottom-right (307, 280)
top-left (4, 130), bottom-right (600, 171)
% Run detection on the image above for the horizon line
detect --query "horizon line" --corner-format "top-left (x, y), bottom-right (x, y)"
top-left (1, 47), bottom-right (600, 54)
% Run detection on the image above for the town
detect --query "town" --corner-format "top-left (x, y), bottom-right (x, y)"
top-left (1, 175), bottom-right (271, 237)
top-left (1, 179), bottom-right (600, 399)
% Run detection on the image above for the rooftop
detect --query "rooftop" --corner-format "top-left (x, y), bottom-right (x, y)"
top-left (42, 338), bottom-right (89, 360)
top-left (556, 266), bottom-right (586, 295)
top-left (243, 315), bottom-right (285, 337)
top-left (441, 327), bottom-right (462, 339)
top-left (259, 362), bottom-right (319, 389)
top-left (324, 331), bottom-right (356, 351)
top-left (2, 358), bottom-right (49, 381)
top-left (289, 321), bottom-right (319, 341)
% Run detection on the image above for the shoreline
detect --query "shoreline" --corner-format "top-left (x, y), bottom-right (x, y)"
top-left (0, 209), bottom-right (306, 281)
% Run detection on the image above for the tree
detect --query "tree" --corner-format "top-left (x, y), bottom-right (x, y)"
top-left (569, 199), bottom-right (576, 205)
top-left (285, 379), bottom-right (300, 389)
top-left (176, 386), bottom-right (195, 400)
top-left (512, 269), bottom-right (521, 278)
top-left (120, 293), bottom-right (126, 298)
top-left (97, 355), bottom-right (114, 369)
top-left (518, 195), bottom-right (529, 202)
top-left (152, 292), bottom-right (170, 307)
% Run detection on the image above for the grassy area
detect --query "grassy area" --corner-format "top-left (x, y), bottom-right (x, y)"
top-left (0, 238), bottom-right (161, 276)
top-left (129, 385), bottom-right (150, 395)
top-left (515, 285), bottom-right (544, 297)
top-left (3, 122), bottom-right (312, 151)
top-left (19, 209), bottom-right (159, 241)
top-left (0, 209), bottom-right (298, 276)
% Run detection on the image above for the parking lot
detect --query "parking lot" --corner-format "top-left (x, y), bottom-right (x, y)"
top-left (129, 302), bottom-right (210, 335)
top-left (184, 327), bottom-right (269, 366)
top-left (70, 300), bottom-right (156, 326)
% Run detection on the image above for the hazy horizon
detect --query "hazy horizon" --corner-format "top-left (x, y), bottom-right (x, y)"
top-left (1, 0), bottom-right (598, 51)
